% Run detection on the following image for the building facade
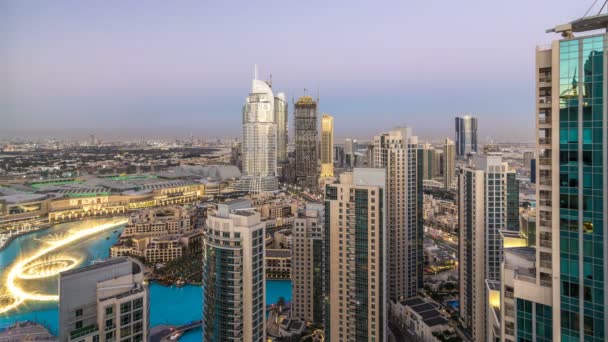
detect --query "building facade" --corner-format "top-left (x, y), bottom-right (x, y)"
top-left (324, 169), bottom-right (387, 341)
top-left (275, 92), bottom-right (288, 163)
top-left (239, 68), bottom-right (279, 192)
top-left (457, 154), bottom-right (518, 342)
top-left (455, 115), bottom-right (478, 158)
top-left (443, 138), bottom-right (455, 189)
top-left (320, 114), bottom-right (334, 178)
top-left (372, 127), bottom-right (423, 302)
top-left (417, 143), bottom-right (436, 181)
top-left (294, 96), bottom-right (318, 189)
top-left (202, 200), bottom-right (266, 342)
top-left (291, 203), bottom-right (324, 324)
top-left (530, 16), bottom-right (608, 342)
top-left (58, 257), bottom-right (148, 342)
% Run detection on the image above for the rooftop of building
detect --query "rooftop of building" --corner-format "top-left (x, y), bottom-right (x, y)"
top-left (61, 256), bottom-right (135, 277)
top-left (547, 13), bottom-right (608, 35)
top-left (0, 193), bottom-right (49, 204)
top-left (505, 246), bottom-right (536, 260)
top-left (400, 297), bottom-right (449, 327)
top-left (295, 96), bottom-right (315, 105)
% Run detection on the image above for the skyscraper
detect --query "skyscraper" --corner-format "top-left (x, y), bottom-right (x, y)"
top-left (417, 143), bottom-right (436, 180)
top-left (457, 154), bottom-right (518, 341)
top-left (533, 15), bottom-right (608, 341)
top-left (59, 257), bottom-right (149, 342)
top-left (344, 138), bottom-right (358, 168)
top-left (372, 127), bottom-right (422, 301)
top-left (294, 96), bottom-right (318, 189)
top-left (275, 92), bottom-right (288, 163)
top-left (291, 203), bottom-right (324, 324)
top-left (239, 67), bottom-right (278, 192)
top-left (455, 115), bottom-right (478, 158)
top-left (320, 114), bottom-right (334, 178)
top-left (443, 138), bottom-right (455, 189)
top-left (202, 199), bottom-right (266, 342)
top-left (324, 169), bottom-right (387, 341)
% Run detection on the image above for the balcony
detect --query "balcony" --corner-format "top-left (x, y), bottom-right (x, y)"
top-left (538, 158), bottom-right (552, 166)
top-left (540, 260), bottom-right (552, 269)
top-left (539, 177), bottom-right (552, 186)
top-left (539, 97), bottom-right (552, 107)
top-left (539, 137), bottom-right (552, 145)
top-left (538, 116), bottom-right (551, 125)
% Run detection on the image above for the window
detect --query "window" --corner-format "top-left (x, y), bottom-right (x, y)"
top-left (75, 320), bottom-right (83, 329)
top-left (75, 308), bottom-right (83, 317)
top-left (120, 302), bottom-right (131, 314)
top-left (106, 306), bottom-right (113, 316)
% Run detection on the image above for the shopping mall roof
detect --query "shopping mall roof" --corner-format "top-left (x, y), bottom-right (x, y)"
top-left (0, 193), bottom-right (48, 204)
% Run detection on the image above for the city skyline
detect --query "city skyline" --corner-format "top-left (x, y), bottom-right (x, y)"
top-left (1, 0), bottom-right (589, 141)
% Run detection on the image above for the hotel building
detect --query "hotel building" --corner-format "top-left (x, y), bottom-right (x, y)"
top-left (294, 96), bottom-right (319, 190)
top-left (455, 115), bottom-right (478, 158)
top-left (320, 114), bottom-right (334, 178)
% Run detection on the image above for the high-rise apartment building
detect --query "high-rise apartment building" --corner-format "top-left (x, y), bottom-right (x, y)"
top-left (455, 115), bottom-right (478, 158)
top-left (344, 138), bottom-right (358, 168)
top-left (291, 203), bottom-right (324, 324)
top-left (320, 114), bottom-right (334, 178)
top-left (275, 92), bottom-right (288, 163)
top-left (239, 67), bottom-right (279, 192)
top-left (523, 151), bottom-right (535, 170)
top-left (457, 154), bottom-right (518, 342)
top-left (324, 169), bottom-right (387, 341)
top-left (523, 15), bottom-right (608, 342)
top-left (372, 127), bottom-right (422, 301)
top-left (202, 199), bottom-right (266, 342)
top-left (294, 96), bottom-right (318, 189)
top-left (59, 257), bottom-right (149, 342)
top-left (417, 143), bottom-right (436, 180)
top-left (443, 138), bottom-right (455, 189)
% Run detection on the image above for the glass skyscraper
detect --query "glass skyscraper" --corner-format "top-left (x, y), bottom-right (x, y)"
top-left (455, 115), bottom-right (478, 158)
top-left (294, 96), bottom-right (319, 189)
top-left (521, 14), bottom-right (608, 342)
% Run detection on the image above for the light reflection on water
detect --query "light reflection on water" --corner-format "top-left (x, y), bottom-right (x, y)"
top-left (1, 218), bottom-right (293, 340)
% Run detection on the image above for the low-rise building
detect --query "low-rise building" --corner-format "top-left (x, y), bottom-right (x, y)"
top-left (391, 297), bottom-right (456, 342)
top-left (110, 235), bottom-right (185, 263)
top-left (122, 206), bottom-right (191, 237)
top-left (266, 249), bottom-right (291, 280)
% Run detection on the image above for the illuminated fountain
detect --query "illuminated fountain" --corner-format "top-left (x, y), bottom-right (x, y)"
top-left (0, 219), bottom-right (127, 314)
top-left (18, 255), bottom-right (81, 280)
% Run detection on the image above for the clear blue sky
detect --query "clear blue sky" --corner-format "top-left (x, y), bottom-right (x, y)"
top-left (0, 0), bottom-right (596, 141)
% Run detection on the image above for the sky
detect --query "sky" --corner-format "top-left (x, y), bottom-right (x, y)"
top-left (0, 0), bottom-right (598, 142)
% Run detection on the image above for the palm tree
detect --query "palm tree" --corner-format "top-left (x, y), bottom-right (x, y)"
top-left (277, 296), bottom-right (286, 312)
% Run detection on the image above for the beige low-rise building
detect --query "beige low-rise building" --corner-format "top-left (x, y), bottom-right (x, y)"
top-left (110, 234), bottom-right (186, 263)
top-left (122, 206), bottom-right (191, 237)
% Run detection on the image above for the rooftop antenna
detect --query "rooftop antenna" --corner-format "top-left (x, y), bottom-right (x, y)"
top-left (599, 0), bottom-right (608, 14)
top-left (316, 86), bottom-right (320, 105)
top-left (269, 73), bottom-right (272, 87)
top-left (254, 64), bottom-right (258, 80)
top-left (583, 0), bottom-right (608, 17)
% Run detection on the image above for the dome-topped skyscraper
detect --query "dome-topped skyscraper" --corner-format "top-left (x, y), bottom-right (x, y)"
top-left (238, 66), bottom-right (279, 192)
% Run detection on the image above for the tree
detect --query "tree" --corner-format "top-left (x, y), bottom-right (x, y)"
top-left (277, 296), bottom-right (286, 312)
